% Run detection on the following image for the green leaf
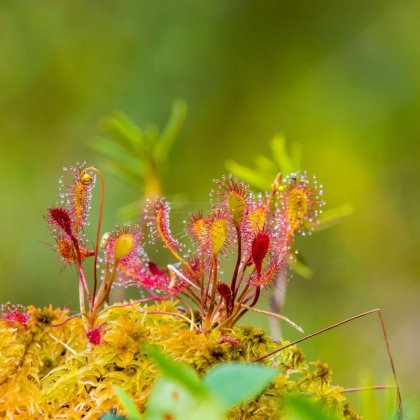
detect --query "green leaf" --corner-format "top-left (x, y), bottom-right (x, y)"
top-left (203, 362), bottom-right (277, 408)
top-left (289, 253), bottom-right (313, 279)
top-left (359, 372), bottom-right (381, 420)
top-left (383, 375), bottom-right (399, 420)
top-left (289, 142), bottom-right (302, 169)
top-left (270, 134), bottom-right (297, 174)
top-left (311, 204), bottom-right (354, 232)
top-left (117, 200), bottom-right (143, 222)
top-left (146, 346), bottom-right (206, 396)
top-left (113, 385), bottom-right (142, 420)
top-left (146, 378), bottom-right (223, 420)
top-left (103, 160), bottom-right (144, 186)
top-left (225, 160), bottom-right (272, 190)
top-left (91, 137), bottom-right (142, 169)
top-left (145, 378), bottom-right (202, 420)
top-left (283, 395), bottom-right (339, 420)
top-left (144, 123), bottom-right (160, 148)
top-left (101, 112), bottom-right (145, 155)
top-left (254, 154), bottom-right (277, 174)
top-left (155, 99), bottom-right (187, 161)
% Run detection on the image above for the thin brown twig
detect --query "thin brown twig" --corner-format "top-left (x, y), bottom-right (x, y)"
top-left (254, 308), bottom-right (403, 419)
top-left (342, 385), bottom-right (396, 393)
top-left (238, 301), bottom-right (303, 333)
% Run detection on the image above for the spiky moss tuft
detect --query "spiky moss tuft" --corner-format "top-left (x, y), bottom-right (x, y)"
top-left (0, 304), bottom-right (360, 419)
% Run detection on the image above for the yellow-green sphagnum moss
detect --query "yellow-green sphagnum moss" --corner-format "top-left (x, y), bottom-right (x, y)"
top-left (0, 303), bottom-right (360, 419)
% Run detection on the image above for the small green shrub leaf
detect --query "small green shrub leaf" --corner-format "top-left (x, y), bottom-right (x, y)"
top-left (146, 346), bottom-right (206, 396)
top-left (146, 378), bottom-right (223, 420)
top-left (203, 363), bottom-right (277, 408)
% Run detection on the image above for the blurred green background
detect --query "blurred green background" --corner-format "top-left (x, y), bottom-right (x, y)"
top-left (1, 0), bottom-right (419, 413)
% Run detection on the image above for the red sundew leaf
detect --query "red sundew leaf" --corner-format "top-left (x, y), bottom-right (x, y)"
top-left (59, 163), bottom-right (96, 235)
top-left (148, 261), bottom-right (165, 276)
top-left (205, 209), bottom-right (234, 257)
top-left (145, 197), bottom-right (182, 251)
top-left (86, 324), bottom-right (105, 345)
top-left (105, 224), bottom-right (143, 265)
top-left (48, 207), bottom-right (74, 238)
top-left (186, 212), bottom-right (210, 248)
top-left (252, 232), bottom-right (270, 276)
top-left (280, 171), bottom-right (325, 236)
top-left (116, 257), bottom-right (191, 295)
top-left (1, 303), bottom-right (31, 328)
top-left (250, 255), bottom-right (285, 287)
top-left (212, 175), bottom-right (251, 227)
top-left (56, 236), bottom-right (95, 264)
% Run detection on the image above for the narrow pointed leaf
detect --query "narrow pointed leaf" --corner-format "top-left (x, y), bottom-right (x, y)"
top-left (310, 204), bottom-right (354, 232)
top-left (155, 99), bottom-right (187, 161)
top-left (91, 137), bottom-right (141, 168)
top-left (254, 154), bottom-right (277, 173)
top-left (270, 134), bottom-right (296, 174)
top-left (289, 254), bottom-right (313, 279)
top-left (225, 160), bottom-right (271, 190)
top-left (101, 112), bottom-right (146, 155)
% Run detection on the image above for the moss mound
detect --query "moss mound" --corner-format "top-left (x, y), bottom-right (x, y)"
top-left (0, 303), bottom-right (360, 419)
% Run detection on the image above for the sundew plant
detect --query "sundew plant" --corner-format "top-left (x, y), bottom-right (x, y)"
top-left (46, 164), bottom-right (323, 340)
top-left (0, 161), bottom-right (401, 419)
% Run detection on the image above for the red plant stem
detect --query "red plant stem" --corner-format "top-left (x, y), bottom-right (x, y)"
top-left (180, 289), bottom-right (201, 306)
top-left (78, 277), bottom-right (86, 315)
top-left (94, 259), bottom-right (111, 307)
top-left (70, 236), bottom-right (90, 315)
top-left (254, 308), bottom-right (403, 419)
top-left (215, 282), bottom-right (255, 330)
top-left (235, 261), bottom-right (249, 296)
top-left (199, 257), bottom-right (205, 308)
top-left (51, 313), bottom-right (81, 327)
top-left (71, 238), bottom-right (87, 291)
top-left (230, 286), bottom-right (260, 325)
top-left (156, 213), bottom-right (194, 277)
top-left (209, 299), bottom-right (224, 324)
top-left (204, 259), bottom-right (214, 311)
top-left (230, 226), bottom-right (242, 303)
top-left (95, 262), bottom-right (118, 310)
top-left (209, 256), bottom-right (218, 310)
top-left (80, 167), bottom-right (105, 305)
top-left (235, 277), bottom-right (252, 307)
